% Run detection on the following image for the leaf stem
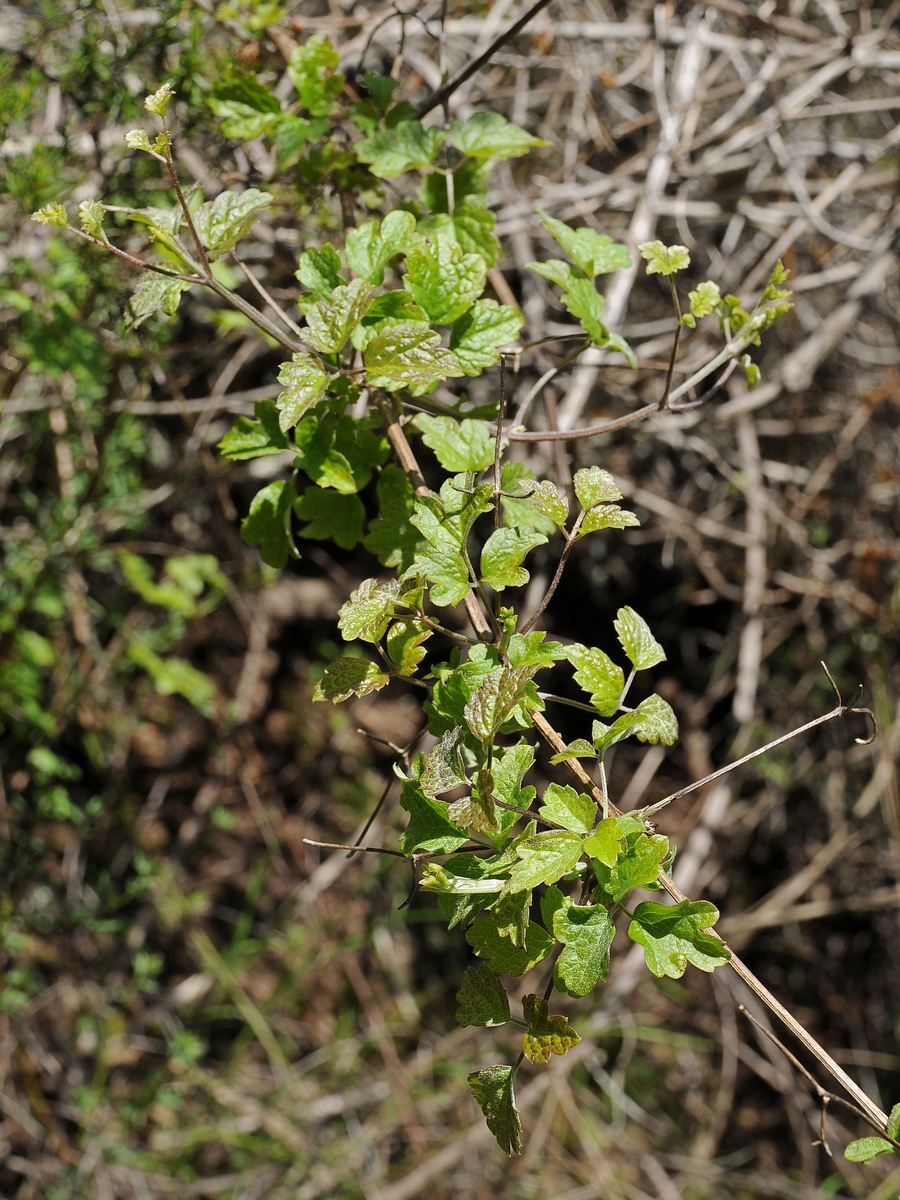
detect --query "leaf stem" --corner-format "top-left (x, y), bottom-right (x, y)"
top-left (520, 512), bottom-right (584, 635)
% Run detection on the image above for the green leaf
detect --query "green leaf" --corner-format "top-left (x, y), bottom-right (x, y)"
top-left (538, 783), bottom-right (596, 835)
top-left (31, 202), bottom-right (68, 227)
top-left (364, 321), bottom-right (463, 392)
top-left (218, 400), bottom-right (290, 460)
top-left (537, 208), bottom-right (630, 278)
top-left (497, 464), bottom-right (556, 536)
top-left (506, 632), bottom-right (566, 670)
top-left (574, 466), bottom-right (623, 509)
top-left (240, 480), bottom-right (297, 568)
top-left (364, 465), bottom-right (423, 571)
top-left (592, 830), bottom-right (669, 902)
top-left (467, 1065), bottom-right (522, 1156)
top-left (628, 900), bottom-right (730, 978)
top-left (293, 414), bottom-right (386, 493)
top-left (545, 888), bottom-right (616, 998)
top-left (578, 505), bottom-right (641, 535)
top-left (126, 273), bottom-right (191, 328)
top-left (614, 606), bottom-right (666, 670)
top-left (638, 240), bottom-right (690, 276)
top-left (464, 665), bottom-right (541, 742)
top-left (887, 1103), bottom-right (900, 1141)
top-left (294, 487), bottom-right (365, 549)
top-left (400, 775), bottom-right (468, 854)
top-left (312, 657), bottom-right (389, 703)
top-left (78, 199), bottom-right (104, 235)
top-left (456, 964), bottom-right (511, 1027)
top-left (505, 831), bottom-right (584, 893)
top-left (449, 299), bottom-right (524, 376)
top-left (421, 727), bottom-right (468, 796)
top-left (338, 577), bottom-right (400, 643)
top-left (492, 888), bottom-right (530, 948)
top-left (406, 542), bottom-right (470, 608)
top-left (447, 112), bottom-right (547, 160)
top-left (144, 81), bottom-right (175, 117)
top-left (465, 915), bottom-right (553, 977)
top-left (630, 693), bottom-right (678, 745)
top-left (346, 210), bottom-right (420, 285)
top-left (583, 816), bottom-right (643, 867)
top-left (271, 113), bottom-right (329, 169)
top-left (275, 353), bottom-right (329, 430)
top-left (491, 741), bottom-right (536, 834)
top-left (304, 279), bottom-right (374, 354)
top-left (548, 738), bottom-right (598, 766)
top-left (688, 280), bottom-right (721, 319)
top-left (208, 97), bottom-right (279, 141)
top-left (417, 415), bottom-right (495, 472)
top-left (287, 34), bottom-right (343, 116)
top-left (386, 619), bottom-right (432, 676)
top-left (451, 199), bottom-right (501, 266)
top-left (355, 120), bottom-right (443, 178)
top-left (844, 1137), bottom-right (896, 1163)
top-left (404, 239), bottom-right (486, 325)
top-left (192, 189), bottom-right (272, 258)
top-left (480, 527), bottom-right (548, 591)
top-left (565, 644), bottom-right (624, 716)
top-left (127, 642), bottom-right (216, 717)
top-left (526, 479), bottom-right (568, 528)
top-left (521, 994), bottom-right (580, 1064)
top-left (559, 275), bottom-right (609, 344)
top-left (295, 244), bottom-right (344, 303)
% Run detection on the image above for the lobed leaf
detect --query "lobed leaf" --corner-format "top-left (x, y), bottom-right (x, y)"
top-left (573, 466), bottom-right (623, 509)
top-left (446, 112), bottom-right (547, 160)
top-left (364, 321), bottom-right (463, 392)
top-left (565, 644), bottom-right (624, 717)
top-left (538, 783), bottom-right (596, 835)
top-left (467, 1065), bottom-right (522, 1156)
top-left (400, 775), bottom-right (469, 854)
top-left (313, 657), bottom-right (389, 703)
top-left (364, 465), bottom-right (423, 571)
top-left (218, 400), bottom-right (290, 460)
top-left (193, 189), bottom-right (272, 257)
top-left (355, 120), bottom-right (443, 178)
top-left (275, 353), bottom-right (329, 430)
top-left (294, 487), bottom-right (365, 549)
top-left (537, 208), bottom-right (630, 278)
top-left (404, 239), bottom-right (486, 325)
top-left (465, 915), bottom-right (553, 977)
top-left (628, 899), bottom-right (730, 979)
top-left (638, 240), bottom-right (690, 276)
top-left (521, 994), bottom-right (580, 1064)
top-left (449, 299), bottom-right (523, 375)
top-left (480, 527), bottom-right (548, 591)
top-left (504, 830), bottom-right (584, 893)
top-left (456, 964), bottom-right (511, 1027)
top-left (303, 279), bottom-right (374, 354)
top-left (614, 606), bottom-right (666, 670)
top-left (417, 415), bottom-right (495, 472)
top-left (240, 480), bottom-right (297, 568)
top-left (126, 273), bottom-right (190, 328)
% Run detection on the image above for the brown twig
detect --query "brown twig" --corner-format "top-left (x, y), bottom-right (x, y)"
top-left (414, 0), bottom-right (554, 118)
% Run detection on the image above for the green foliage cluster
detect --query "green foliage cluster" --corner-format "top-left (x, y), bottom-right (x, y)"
top-left (26, 26), bottom-right (893, 1172)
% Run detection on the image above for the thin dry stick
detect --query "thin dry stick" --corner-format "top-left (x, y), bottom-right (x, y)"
top-left (372, 392), bottom-right (495, 642)
top-left (414, 0), bottom-right (554, 118)
top-left (531, 707), bottom-right (887, 1132)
